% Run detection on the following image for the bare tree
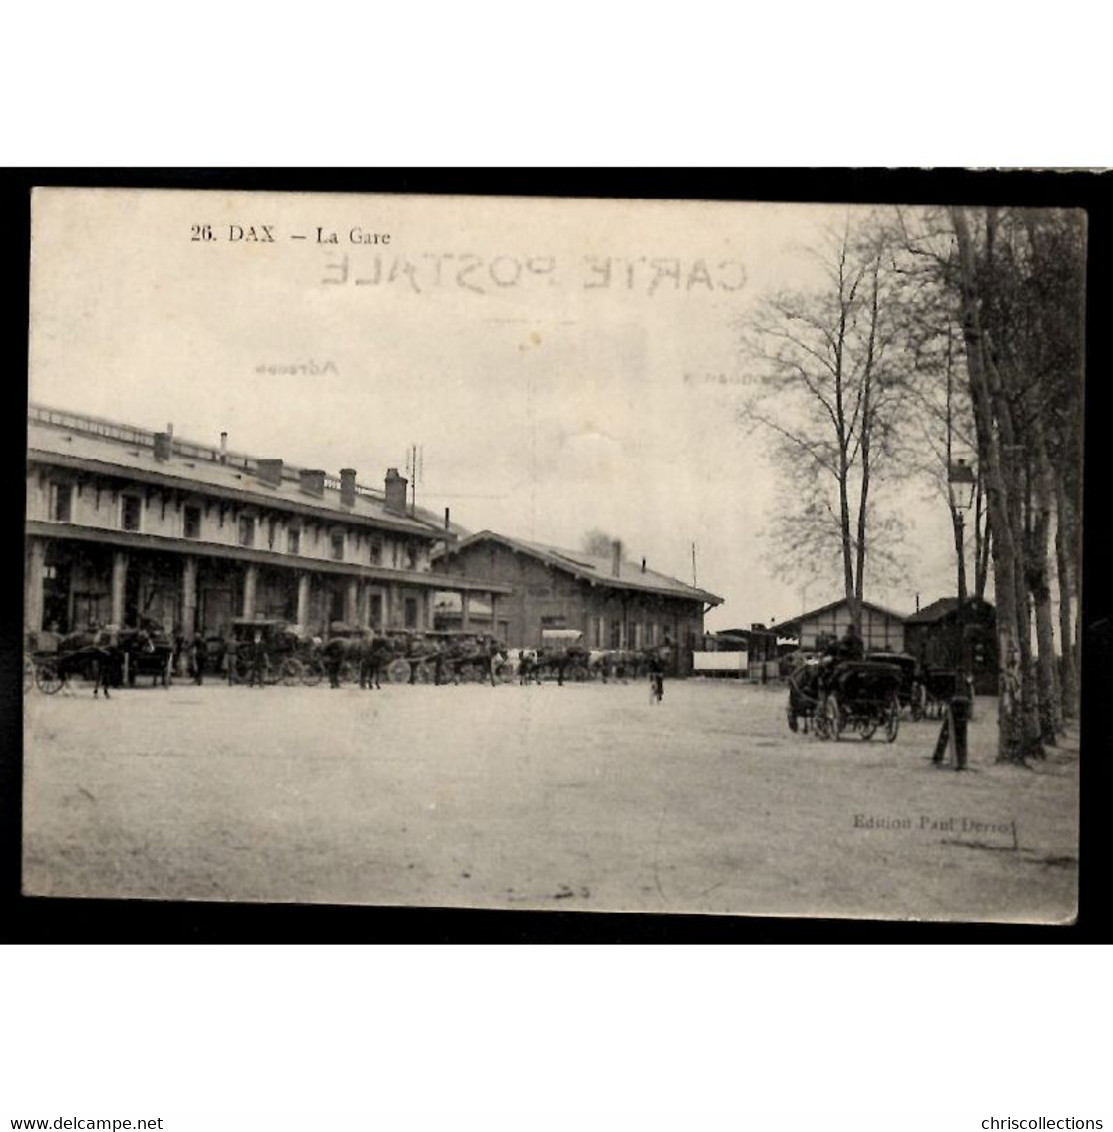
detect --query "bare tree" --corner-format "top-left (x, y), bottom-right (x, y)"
top-left (740, 219), bottom-right (909, 633)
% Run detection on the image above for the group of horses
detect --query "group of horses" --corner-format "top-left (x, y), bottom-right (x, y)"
top-left (515, 646), bottom-right (666, 685)
top-left (28, 623), bottom-right (671, 695)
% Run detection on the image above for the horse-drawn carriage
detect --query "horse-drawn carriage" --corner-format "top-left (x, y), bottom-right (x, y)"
top-left (24, 622), bottom-right (175, 694)
top-left (865, 651), bottom-right (926, 720)
top-left (24, 629), bottom-right (107, 694)
top-left (227, 619), bottom-right (323, 685)
top-left (786, 657), bottom-right (903, 742)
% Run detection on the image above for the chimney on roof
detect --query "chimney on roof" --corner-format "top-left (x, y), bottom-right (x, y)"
top-left (339, 468), bottom-right (357, 507)
top-left (916, 593), bottom-right (920, 612)
top-left (641, 556), bottom-right (646, 574)
top-left (257, 459), bottom-right (283, 488)
top-left (220, 431), bottom-right (228, 464)
top-left (611, 540), bottom-right (622, 578)
top-left (153, 431), bottom-right (172, 462)
top-left (384, 467), bottom-right (408, 515)
top-left (299, 468), bottom-right (326, 497)
top-left (444, 507), bottom-right (451, 530)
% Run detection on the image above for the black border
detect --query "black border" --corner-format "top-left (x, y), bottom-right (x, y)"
top-left (2, 168), bottom-right (1109, 943)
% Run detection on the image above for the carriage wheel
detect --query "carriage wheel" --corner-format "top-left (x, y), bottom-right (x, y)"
top-left (886, 696), bottom-right (900, 742)
top-left (856, 718), bottom-right (878, 741)
top-left (264, 657), bottom-right (282, 685)
top-left (231, 654), bottom-right (250, 684)
top-left (35, 661), bottom-right (65, 695)
top-left (386, 658), bottom-right (411, 684)
top-left (411, 661), bottom-right (432, 684)
top-left (813, 704), bottom-right (829, 740)
top-left (496, 663), bottom-right (515, 684)
top-left (300, 659), bottom-right (323, 686)
top-left (338, 660), bottom-right (359, 686)
top-left (567, 662), bottom-right (589, 682)
top-left (280, 657), bottom-right (303, 686)
top-left (24, 654), bottom-right (36, 693)
top-left (824, 694), bottom-right (843, 741)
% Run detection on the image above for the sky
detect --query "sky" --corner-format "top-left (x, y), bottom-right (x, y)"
top-left (27, 188), bottom-right (965, 631)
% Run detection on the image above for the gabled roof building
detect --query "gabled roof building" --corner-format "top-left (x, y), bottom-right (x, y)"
top-left (434, 531), bottom-right (723, 673)
top-left (779, 597), bottom-right (909, 654)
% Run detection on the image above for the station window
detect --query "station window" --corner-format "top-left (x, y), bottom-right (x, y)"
top-left (238, 515), bottom-right (255, 547)
top-left (121, 494), bottom-right (142, 532)
top-left (287, 527), bottom-right (301, 555)
top-left (406, 543), bottom-right (419, 570)
top-left (49, 481), bottom-right (73, 523)
top-left (330, 531), bottom-right (345, 561)
top-left (609, 620), bottom-right (621, 649)
top-left (183, 505), bottom-right (201, 539)
top-left (369, 593), bottom-right (383, 627)
top-left (404, 596), bottom-right (418, 628)
top-left (369, 537), bottom-right (382, 565)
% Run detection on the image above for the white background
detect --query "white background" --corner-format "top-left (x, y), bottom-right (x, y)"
top-left (4, 0), bottom-right (1106, 1122)
top-left (1, 947), bottom-right (1107, 1122)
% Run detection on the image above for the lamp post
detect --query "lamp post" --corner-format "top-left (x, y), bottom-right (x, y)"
top-left (948, 457), bottom-right (977, 706)
top-left (933, 458), bottom-right (978, 770)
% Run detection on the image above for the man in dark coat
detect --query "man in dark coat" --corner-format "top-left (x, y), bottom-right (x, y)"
top-left (191, 634), bottom-right (208, 685)
top-left (248, 630), bottom-right (268, 688)
top-left (824, 625), bottom-right (864, 663)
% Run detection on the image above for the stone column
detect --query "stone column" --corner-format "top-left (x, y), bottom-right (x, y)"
top-left (242, 563), bottom-right (258, 621)
top-left (426, 589), bottom-right (436, 630)
top-left (297, 573), bottom-right (311, 634)
top-left (358, 581), bottom-right (370, 629)
top-left (387, 582), bottom-right (400, 630)
top-left (345, 577), bottom-right (359, 625)
top-left (110, 551), bottom-right (128, 627)
top-left (181, 556), bottom-right (198, 639)
top-left (24, 537), bottom-right (46, 634)
top-left (461, 591), bottom-right (471, 632)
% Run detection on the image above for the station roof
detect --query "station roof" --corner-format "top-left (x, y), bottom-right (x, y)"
top-left (904, 596), bottom-right (995, 624)
top-left (28, 404), bottom-right (445, 539)
top-left (442, 531), bottom-right (724, 605)
top-left (778, 597), bottom-right (909, 631)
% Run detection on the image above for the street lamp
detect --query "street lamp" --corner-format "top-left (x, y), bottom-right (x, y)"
top-left (948, 457), bottom-right (977, 700)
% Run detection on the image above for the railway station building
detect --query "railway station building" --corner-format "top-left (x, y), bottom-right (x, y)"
top-left (434, 531), bottom-right (723, 674)
top-left (25, 405), bottom-right (510, 642)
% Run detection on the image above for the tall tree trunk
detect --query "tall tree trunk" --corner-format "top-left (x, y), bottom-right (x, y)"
top-left (854, 258), bottom-right (880, 626)
top-left (951, 208), bottom-right (1027, 763)
top-left (976, 511), bottom-right (992, 601)
top-left (1028, 421), bottom-right (1062, 741)
top-left (1054, 476), bottom-right (1077, 722)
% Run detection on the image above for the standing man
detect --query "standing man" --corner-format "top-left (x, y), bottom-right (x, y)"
top-left (648, 649), bottom-right (665, 703)
top-left (323, 637), bottom-right (345, 689)
top-left (191, 634), bottom-right (208, 686)
top-left (249, 629), bottom-right (267, 688)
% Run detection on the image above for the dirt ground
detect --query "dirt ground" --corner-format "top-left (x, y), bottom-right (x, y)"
top-left (21, 677), bottom-right (1079, 922)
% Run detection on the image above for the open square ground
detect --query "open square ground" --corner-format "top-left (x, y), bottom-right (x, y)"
top-left (22, 679), bottom-right (1079, 922)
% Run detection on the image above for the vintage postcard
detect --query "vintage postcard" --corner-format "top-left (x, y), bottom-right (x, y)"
top-left (22, 185), bottom-right (1082, 923)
